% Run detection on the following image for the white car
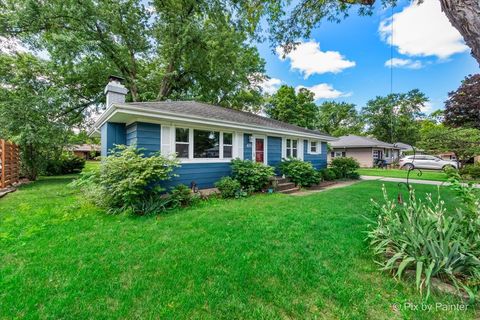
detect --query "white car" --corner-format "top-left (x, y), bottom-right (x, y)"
top-left (399, 155), bottom-right (458, 170)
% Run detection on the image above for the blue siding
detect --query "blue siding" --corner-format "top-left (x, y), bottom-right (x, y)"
top-left (101, 122), bottom-right (126, 156)
top-left (244, 133), bottom-right (252, 160)
top-left (126, 123), bottom-right (137, 146)
top-left (267, 136), bottom-right (282, 169)
top-left (163, 162), bottom-right (232, 190)
top-left (125, 122), bottom-right (160, 156)
top-left (303, 140), bottom-right (328, 169)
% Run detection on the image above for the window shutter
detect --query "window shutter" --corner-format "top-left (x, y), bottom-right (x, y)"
top-left (331, 152), bottom-right (334, 158)
top-left (161, 126), bottom-right (172, 157)
top-left (298, 139), bottom-right (304, 160)
top-left (342, 152), bottom-right (346, 157)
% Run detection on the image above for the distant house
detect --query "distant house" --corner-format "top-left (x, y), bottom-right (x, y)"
top-left (89, 77), bottom-right (336, 189)
top-left (393, 142), bottom-right (424, 157)
top-left (70, 144), bottom-right (100, 160)
top-left (328, 135), bottom-right (401, 168)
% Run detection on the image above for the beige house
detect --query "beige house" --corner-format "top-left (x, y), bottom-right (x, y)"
top-left (328, 135), bottom-right (401, 168)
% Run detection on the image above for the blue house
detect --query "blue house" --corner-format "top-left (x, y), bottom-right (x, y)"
top-left (91, 77), bottom-right (335, 189)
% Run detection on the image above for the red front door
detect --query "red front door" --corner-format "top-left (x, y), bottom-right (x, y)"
top-left (255, 138), bottom-right (264, 163)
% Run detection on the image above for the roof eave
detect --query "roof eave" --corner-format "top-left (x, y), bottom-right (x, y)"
top-left (93, 103), bottom-right (336, 141)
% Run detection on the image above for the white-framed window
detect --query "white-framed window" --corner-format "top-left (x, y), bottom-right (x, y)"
top-left (331, 151), bottom-right (345, 158)
top-left (175, 127), bottom-right (190, 158)
top-left (310, 141), bottom-right (317, 153)
top-left (309, 140), bottom-right (321, 154)
top-left (385, 149), bottom-right (390, 157)
top-left (223, 132), bottom-right (233, 159)
top-left (173, 127), bottom-right (233, 160)
top-left (373, 150), bottom-right (380, 159)
top-left (193, 129), bottom-right (220, 158)
top-left (286, 138), bottom-right (298, 158)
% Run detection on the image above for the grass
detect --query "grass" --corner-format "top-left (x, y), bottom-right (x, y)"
top-left (358, 168), bottom-right (451, 182)
top-left (0, 169), bottom-right (478, 319)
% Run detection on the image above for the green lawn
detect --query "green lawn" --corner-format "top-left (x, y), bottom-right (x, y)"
top-left (358, 168), bottom-right (451, 182)
top-left (0, 171), bottom-right (477, 319)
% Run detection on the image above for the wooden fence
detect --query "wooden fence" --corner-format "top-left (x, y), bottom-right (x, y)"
top-left (0, 139), bottom-right (20, 189)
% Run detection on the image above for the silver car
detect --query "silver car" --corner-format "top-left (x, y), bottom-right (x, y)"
top-left (399, 155), bottom-right (458, 170)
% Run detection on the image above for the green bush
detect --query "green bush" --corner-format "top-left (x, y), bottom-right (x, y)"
top-left (330, 157), bottom-right (360, 179)
top-left (319, 168), bottom-right (336, 181)
top-left (72, 145), bottom-right (179, 215)
top-left (231, 159), bottom-right (275, 192)
top-left (367, 183), bottom-right (480, 300)
top-left (278, 158), bottom-right (320, 187)
top-left (45, 153), bottom-right (85, 175)
top-left (170, 184), bottom-right (199, 208)
top-left (460, 163), bottom-right (480, 180)
top-left (215, 177), bottom-right (242, 198)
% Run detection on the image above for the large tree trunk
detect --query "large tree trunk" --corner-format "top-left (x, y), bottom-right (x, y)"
top-left (438, 0), bottom-right (480, 65)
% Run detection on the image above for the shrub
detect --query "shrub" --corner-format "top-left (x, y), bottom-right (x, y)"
top-left (231, 159), bottom-right (275, 192)
top-left (72, 145), bottom-right (179, 215)
top-left (460, 163), bottom-right (480, 180)
top-left (45, 153), bottom-right (85, 175)
top-left (367, 185), bottom-right (480, 300)
top-left (319, 168), bottom-right (336, 181)
top-left (170, 184), bottom-right (199, 208)
top-left (215, 177), bottom-right (242, 198)
top-left (330, 157), bottom-right (360, 179)
top-left (278, 158), bottom-right (320, 187)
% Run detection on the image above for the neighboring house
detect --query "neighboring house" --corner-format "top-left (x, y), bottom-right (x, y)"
top-left (328, 135), bottom-right (401, 168)
top-left (438, 152), bottom-right (457, 161)
top-left (69, 144), bottom-right (101, 160)
top-left (90, 77), bottom-right (335, 189)
top-left (393, 142), bottom-right (424, 157)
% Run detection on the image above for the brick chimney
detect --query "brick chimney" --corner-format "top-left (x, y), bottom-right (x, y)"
top-left (104, 75), bottom-right (128, 108)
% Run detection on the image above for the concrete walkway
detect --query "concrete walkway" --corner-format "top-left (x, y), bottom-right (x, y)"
top-left (360, 175), bottom-right (480, 188)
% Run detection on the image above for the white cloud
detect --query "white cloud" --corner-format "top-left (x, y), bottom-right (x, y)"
top-left (385, 58), bottom-right (423, 69)
top-left (277, 41), bottom-right (355, 78)
top-left (379, 0), bottom-right (468, 59)
top-left (420, 101), bottom-right (433, 114)
top-left (259, 77), bottom-right (282, 95)
top-left (296, 83), bottom-right (347, 100)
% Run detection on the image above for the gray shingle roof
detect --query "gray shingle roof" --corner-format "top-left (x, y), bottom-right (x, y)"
top-left (331, 135), bottom-right (397, 148)
top-left (121, 101), bottom-right (331, 138)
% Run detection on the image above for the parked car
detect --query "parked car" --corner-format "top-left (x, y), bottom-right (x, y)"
top-left (399, 155), bottom-right (458, 170)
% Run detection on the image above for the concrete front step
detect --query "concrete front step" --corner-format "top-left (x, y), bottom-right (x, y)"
top-left (276, 182), bottom-right (296, 191)
top-left (279, 187), bottom-right (300, 194)
top-left (273, 177), bottom-right (289, 184)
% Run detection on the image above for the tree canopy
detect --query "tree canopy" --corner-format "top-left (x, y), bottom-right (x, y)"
top-left (444, 74), bottom-right (480, 130)
top-left (317, 101), bottom-right (364, 136)
top-left (265, 85), bottom-right (318, 129)
top-left (361, 89), bottom-right (427, 145)
top-left (0, 0), bottom-right (266, 113)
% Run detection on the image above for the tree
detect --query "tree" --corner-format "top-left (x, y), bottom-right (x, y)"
top-left (418, 122), bottom-right (480, 166)
top-left (0, 0), bottom-right (266, 112)
top-left (257, 0), bottom-right (480, 65)
top-left (317, 101), bottom-right (364, 136)
top-left (361, 89), bottom-right (427, 144)
top-left (265, 85), bottom-right (318, 129)
top-left (0, 53), bottom-right (73, 180)
top-left (444, 74), bottom-right (480, 129)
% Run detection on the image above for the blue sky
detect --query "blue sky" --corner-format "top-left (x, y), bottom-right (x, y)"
top-left (256, 0), bottom-right (478, 114)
